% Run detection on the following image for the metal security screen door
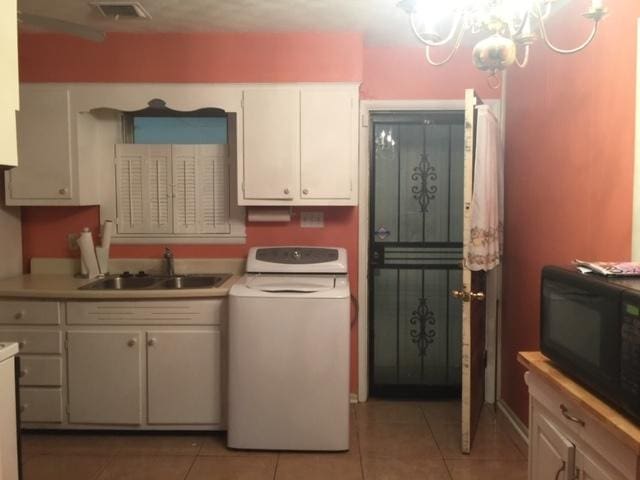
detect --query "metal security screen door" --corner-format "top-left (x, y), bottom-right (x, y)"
top-left (369, 111), bottom-right (465, 397)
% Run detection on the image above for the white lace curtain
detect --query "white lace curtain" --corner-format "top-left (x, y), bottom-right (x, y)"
top-left (467, 105), bottom-right (504, 272)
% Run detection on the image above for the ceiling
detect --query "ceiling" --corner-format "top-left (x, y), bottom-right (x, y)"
top-left (17, 0), bottom-right (419, 46)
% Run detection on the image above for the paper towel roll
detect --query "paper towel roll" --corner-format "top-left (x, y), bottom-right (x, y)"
top-left (100, 220), bottom-right (114, 250)
top-left (78, 228), bottom-right (100, 278)
top-left (247, 207), bottom-right (292, 223)
top-left (95, 246), bottom-right (109, 275)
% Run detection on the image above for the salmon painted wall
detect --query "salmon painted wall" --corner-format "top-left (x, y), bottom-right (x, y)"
top-left (19, 31), bottom-right (499, 395)
top-left (18, 32), bottom-right (364, 83)
top-left (502, 0), bottom-right (639, 424)
top-left (361, 45), bottom-right (498, 100)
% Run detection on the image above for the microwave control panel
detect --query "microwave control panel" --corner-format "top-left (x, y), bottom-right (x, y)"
top-left (621, 301), bottom-right (640, 398)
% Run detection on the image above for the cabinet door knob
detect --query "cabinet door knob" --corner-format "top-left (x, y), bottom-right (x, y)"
top-left (59, 187), bottom-right (69, 195)
top-left (283, 188), bottom-right (290, 195)
top-left (127, 338), bottom-right (137, 347)
top-left (147, 338), bottom-right (157, 347)
top-left (20, 404), bottom-right (28, 413)
top-left (19, 369), bottom-right (28, 378)
top-left (18, 340), bottom-right (27, 349)
top-left (14, 310), bottom-right (25, 320)
top-left (302, 189), bottom-right (309, 195)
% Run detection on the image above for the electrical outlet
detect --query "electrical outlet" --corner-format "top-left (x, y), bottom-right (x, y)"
top-left (67, 233), bottom-right (80, 251)
top-left (300, 211), bottom-right (324, 228)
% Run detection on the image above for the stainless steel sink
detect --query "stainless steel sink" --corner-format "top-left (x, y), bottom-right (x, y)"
top-left (80, 274), bottom-right (231, 291)
top-left (158, 276), bottom-right (223, 289)
top-left (90, 276), bottom-right (158, 290)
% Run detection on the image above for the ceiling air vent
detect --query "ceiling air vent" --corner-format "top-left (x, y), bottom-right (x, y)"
top-left (91, 2), bottom-right (151, 20)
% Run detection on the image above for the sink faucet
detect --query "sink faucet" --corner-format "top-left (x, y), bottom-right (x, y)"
top-left (163, 247), bottom-right (175, 276)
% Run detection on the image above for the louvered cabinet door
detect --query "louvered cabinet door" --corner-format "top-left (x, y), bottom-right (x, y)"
top-left (146, 150), bottom-right (173, 233)
top-left (115, 144), bottom-right (172, 234)
top-left (173, 145), bottom-right (230, 235)
top-left (172, 145), bottom-right (199, 234)
top-left (196, 145), bottom-right (230, 234)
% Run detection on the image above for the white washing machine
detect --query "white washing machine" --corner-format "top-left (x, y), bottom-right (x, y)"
top-left (227, 246), bottom-right (350, 451)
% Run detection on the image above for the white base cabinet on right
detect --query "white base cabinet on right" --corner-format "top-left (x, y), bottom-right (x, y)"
top-left (526, 368), bottom-right (640, 480)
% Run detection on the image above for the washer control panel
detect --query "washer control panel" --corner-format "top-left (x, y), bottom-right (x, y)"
top-left (255, 247), bottom-right (339, 265)
top-left (247, 246), bottom-right (347, 274)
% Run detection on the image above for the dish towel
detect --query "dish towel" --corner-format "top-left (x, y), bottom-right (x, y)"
top-left (467, 105), bottom-right (503, 272)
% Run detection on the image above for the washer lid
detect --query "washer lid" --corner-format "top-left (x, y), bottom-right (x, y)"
top-left (230, 275), bottom-right (350, 299)
top-left (246, 247), bottom-right (348, 274)
top-left (246, 275), bottom-right (335, 293)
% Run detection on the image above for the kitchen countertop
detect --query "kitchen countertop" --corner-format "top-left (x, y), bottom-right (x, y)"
top-left (518, 351), bottom-right (640, 455)
top-left (0, 274), bottom-right (239, 299)
top-left (0, 342), bottom-right (19, 362)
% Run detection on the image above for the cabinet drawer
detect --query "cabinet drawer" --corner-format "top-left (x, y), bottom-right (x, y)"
top-left (19, 388), bottom-right (63, 423)
top-left (0, 300), bottom-right (60, 325)
top-left (0, 330), bottom-right (62, 354)
top-left (18, 357), bottom-right (62, 387)
top-left (66, 300), bottom-right (225, 325)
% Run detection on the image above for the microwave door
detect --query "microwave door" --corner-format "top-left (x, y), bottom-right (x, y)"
top-left (541, 274), bottom-right (621, 387)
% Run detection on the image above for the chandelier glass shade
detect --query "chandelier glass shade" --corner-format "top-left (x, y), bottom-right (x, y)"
top-left (397, 0), bottom-right (607, 87)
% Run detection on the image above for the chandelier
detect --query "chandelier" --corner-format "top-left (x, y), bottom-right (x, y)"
top-left (397, 0), bottom-right (607, 87)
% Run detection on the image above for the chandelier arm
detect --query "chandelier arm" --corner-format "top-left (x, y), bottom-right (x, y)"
top-left (510, 11), bottom-right (530, 38)
top-left (424, 26), bottom-right (465, 67)
top-left (410, 11), bottom-right (463, 47)
top-left (537, 3), bottom-right (600, 54)
top-left (515, 44), bottom-right (531, 68)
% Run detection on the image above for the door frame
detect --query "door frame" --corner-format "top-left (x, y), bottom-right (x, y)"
top-left (632, 18), bottom-right (640, 260)
top-left (358, 99), bottom-right (501, 402)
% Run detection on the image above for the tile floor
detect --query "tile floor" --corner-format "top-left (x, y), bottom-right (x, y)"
top-left (20, 400), bottom-right (527, 480)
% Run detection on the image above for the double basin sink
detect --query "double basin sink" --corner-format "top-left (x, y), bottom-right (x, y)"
top-left (80, 273), bottom-right (231, 291)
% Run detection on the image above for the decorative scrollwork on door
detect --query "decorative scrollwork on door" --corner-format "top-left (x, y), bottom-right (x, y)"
top-left (411, 154), bottom-right (437, 213)
top-left (409, 298), bottom-right (436, 358)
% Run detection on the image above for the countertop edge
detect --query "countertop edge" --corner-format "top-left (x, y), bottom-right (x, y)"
top-left (0, 342), bottom-right (19, 363)
top-left (0, 274), bottom-right (238, 300)
top-left (518, 351), bottom-right (640, 455)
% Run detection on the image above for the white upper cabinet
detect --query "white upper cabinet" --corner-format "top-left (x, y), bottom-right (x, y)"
top-left (10, 87), bottom-right (73, 200)
top-left (5, 85), bottom-right (101, 206)
top-left (239, 84), bottom-right (359, 206)
top-left (0, 0), bottom-right (19, 168)
top-left (242, 88), bottom-right (300, 201)
top-left (300, 89), bottom-right (356, 200)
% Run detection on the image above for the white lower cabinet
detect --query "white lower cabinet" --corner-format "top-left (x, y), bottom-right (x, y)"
top-left (0, 299), bottom-right (64, 426)
top-left (530, 409), bottom-right (575, 480)
top-left (67, 331), bottom-right (143, 425)
top-left (0, 353), bottom-right (19, 480)
top-left (147, 330), bottom-right (222, 425)
top-left (67, 327), bottom-right (223, 428)
top-left (1, 298), bottom-right (225, 429)
top-left (578, 450), bottom-right (617, 480)
top-left (527, 371), bottom-right (633, 480)
top-left (64, 299), bottom-right (225, 429)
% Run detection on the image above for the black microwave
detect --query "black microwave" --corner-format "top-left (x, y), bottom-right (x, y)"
top-left (541, 265), bottom-right (640, 423)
